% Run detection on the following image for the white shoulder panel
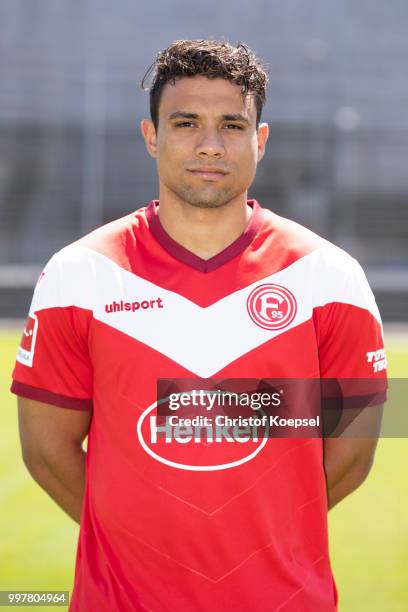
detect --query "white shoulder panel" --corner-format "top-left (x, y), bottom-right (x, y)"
top-left (310, 246), bottom-right (381, 324)
top-left (28, 246), bottom-right (95, 315)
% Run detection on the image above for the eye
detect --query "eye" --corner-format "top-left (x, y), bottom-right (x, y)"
top-left (175, 121), bottom-right (196, 128)
top-left (224, 124), bottom-right (244, 130)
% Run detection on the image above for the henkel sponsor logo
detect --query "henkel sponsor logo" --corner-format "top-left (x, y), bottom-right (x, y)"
top-left (366, 348), bottom-right (387, 373)
top-left (247, 284), bottom-right (297, 330)
top-left (16, 314), bottom-right (38, 367)
top-left (136, 398), bottom-right (269, 472)
top-left (105, 298), bottom-right (164, 313)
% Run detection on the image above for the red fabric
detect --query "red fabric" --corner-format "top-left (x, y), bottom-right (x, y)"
top-left (145, 199), bottom-right (263, 272)
top-left (10, 380), bottom-right (92, 410)
top-left (12, 306), bottom-right (93, 402)
top-left (10, 202), bottom-right (387, 611)
top-left (78, 201), bottom-right (327, 307)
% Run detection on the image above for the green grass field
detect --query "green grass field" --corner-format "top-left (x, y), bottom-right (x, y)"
top-left (1, 330), bottom-right (407, 611)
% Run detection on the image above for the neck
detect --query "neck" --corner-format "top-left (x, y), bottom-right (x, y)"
top-left (156, 186), bottom-right (252, 260)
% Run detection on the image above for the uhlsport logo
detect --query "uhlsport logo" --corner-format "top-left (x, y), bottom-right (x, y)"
top-left (16, 314), bottom-right (38, 367)
top-left (136, 397), bottom-right (269, 472)
top-left (105, 298), bottom-right (164, 313)
top-left (247, 284), bottom-right (297, 330)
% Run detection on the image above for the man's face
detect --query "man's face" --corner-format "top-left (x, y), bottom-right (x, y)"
top-left (141, 76), bottom-right (268, 209)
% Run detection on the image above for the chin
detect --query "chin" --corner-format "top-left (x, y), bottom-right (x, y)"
top-left (176, 186), bottom-right (237, 209)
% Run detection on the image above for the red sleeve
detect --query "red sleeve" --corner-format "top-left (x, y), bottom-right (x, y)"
top-left (11, 253), bottom-right (93, 410)
top-left (313, 257), bottom-right (387, 407)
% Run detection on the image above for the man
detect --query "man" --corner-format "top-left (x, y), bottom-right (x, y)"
top-left (12, 40), bottom-right (386, 611)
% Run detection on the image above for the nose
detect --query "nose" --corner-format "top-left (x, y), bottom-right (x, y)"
top-left (195, 127), bottom-right (225, 158)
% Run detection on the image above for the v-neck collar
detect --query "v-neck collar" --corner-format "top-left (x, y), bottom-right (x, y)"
top-left (145, 199), bottom-right (263, 273)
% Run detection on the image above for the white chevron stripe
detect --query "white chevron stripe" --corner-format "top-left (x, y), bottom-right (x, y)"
top-left (29, 245), bottom-right (382, 377)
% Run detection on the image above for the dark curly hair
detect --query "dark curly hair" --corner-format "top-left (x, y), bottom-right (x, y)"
top-left (142, 39), bottom-right (268, 129)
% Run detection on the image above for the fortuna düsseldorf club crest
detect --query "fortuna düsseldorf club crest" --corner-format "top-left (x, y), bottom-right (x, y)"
top-left (246, 284), bottom-right (297, 330)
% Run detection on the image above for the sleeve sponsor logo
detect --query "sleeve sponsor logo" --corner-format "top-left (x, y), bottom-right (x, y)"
top-left (16, 314), bottom-right (38, 367)
top-left (366, 348), bottom-right (387, 373)
top-left (247, 284), bottom-right (297, 330)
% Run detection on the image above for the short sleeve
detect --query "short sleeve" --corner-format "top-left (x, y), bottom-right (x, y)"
top-left (10, 251), bottom-right (93, 410)
top-left (313, 254), bottom-right (387, 407)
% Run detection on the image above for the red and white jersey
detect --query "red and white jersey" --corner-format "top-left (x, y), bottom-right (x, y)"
top-left (11, 200), bottom-right (386, 612)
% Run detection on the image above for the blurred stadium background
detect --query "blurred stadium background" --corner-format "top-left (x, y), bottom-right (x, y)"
top-left (1, 0), bottom-right (408, 319)
top-left (0, 0), bottom-right (407, 610)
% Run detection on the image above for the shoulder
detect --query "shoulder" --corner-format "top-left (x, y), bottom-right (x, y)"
top-left (70, 205), bottom-right (149, 270)
top-left (32, 206), bottom-right (149, 308)
top-left (258, 207), bottom-right (357, 274)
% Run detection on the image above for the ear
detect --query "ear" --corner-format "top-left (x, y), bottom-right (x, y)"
top-left (256, 122), bottom-right (269, 162)
top-left (140, 119), bottom-right (158, 158)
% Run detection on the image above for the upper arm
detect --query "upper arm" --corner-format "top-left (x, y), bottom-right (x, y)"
top-left (323, 403), bottom-right (383, 477)
top-left (18, 396), bottom-right (92, 467)
top-left (314, 253), bottom-right (387, 491)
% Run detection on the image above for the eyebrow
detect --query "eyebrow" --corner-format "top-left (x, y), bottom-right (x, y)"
top-left (168, 111), bottom-right (250, 124)
top-left (222, 113), bottom-right (250, 124)
top-left (168, 112), bottom-right (199, 120)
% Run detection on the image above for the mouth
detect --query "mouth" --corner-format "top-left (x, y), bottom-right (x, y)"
top-left (187, 167), bottom-right (228, 181)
